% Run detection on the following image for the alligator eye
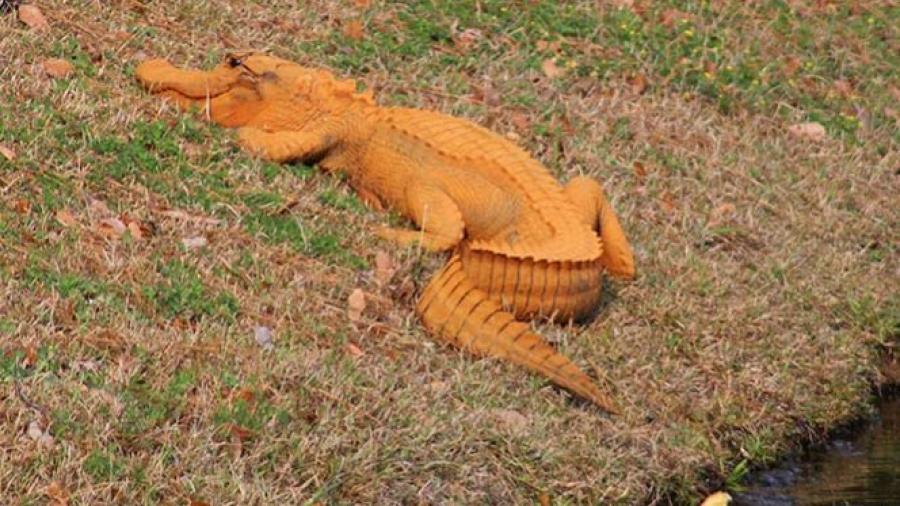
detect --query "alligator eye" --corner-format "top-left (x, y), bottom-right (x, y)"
top-left (227, 56), bottom-right (242, 68)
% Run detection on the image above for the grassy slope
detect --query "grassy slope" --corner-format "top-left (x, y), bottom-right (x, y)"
top-left (1, 0), bottom-right (897, 504)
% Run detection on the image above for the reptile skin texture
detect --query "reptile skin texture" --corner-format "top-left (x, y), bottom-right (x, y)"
top-left (136, 52), bottom-right (636, 413)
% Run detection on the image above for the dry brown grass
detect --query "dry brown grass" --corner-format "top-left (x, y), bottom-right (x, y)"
top-left (0, 1), bottom-right (897, 504)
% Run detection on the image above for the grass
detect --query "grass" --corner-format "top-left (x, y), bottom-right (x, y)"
top-left (0, 0), bottom-right (897, 504)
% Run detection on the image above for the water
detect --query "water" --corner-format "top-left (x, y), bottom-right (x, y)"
top-left (734, 396), bottom-right (900, 506)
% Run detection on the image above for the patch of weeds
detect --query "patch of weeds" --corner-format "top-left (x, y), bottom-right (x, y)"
top-left (318, 187), bottom-right (366, 214)
top-left (83, 447), bottom-right (126, 483)
top-left (242, 210), bottom-right (367, 270)
top-left (119, 368), bottom-right (196, 440)
top-left (142, 259), bottom-right (240, 323)
top-left (22, 262), bottom-right (127, 325)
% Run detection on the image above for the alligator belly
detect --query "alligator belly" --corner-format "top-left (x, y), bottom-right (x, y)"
top-left (459, 244), bottom-right (603, 322)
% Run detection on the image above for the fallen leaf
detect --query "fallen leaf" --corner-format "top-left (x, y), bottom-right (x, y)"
top-left (633, 161), bottom-right (647, 182)
top-left (541, 58), bottom-right (564, 78)
top-left (0, 144), bottom-right (15, 161)
top-left (511, 113), bottom-right (531, 132)
top-left (343, 20), bottom-right (365, 40)
top-left (490, 409), bottom-right (529, 433)
top-left (538, 493), bottom-right (551, 506)
top-left (354, 0), bottom-right (372, 7)
top-left (23, 345), bottom-right (38, 368)
top-left (700, 491), bottom-right (732, 506)
top-left (126, 221), bottom-right (143, 240)
top-left (787, 122), bottom-right (826, 141)
top-left (455, 28), bottom-right (482, 51)
top-left (45, 480), bottom-right (69, 506)
top-left (181, 235), bottom-right (208, 249)
top-left (347, 288), bottom-right (366, 322)
top-left (88, 199), bottom-right (111, 216)
top-left (254, 325), bottom-right (274, 350)
top-left (229, 423), bottom-right (254, 442)
top-left (660, 8), bottom-right (690, 27)
top-left (18, 4), bottom-right (49, 31)
top-left (41, 58), bottom-right (74, 79)
top-left (783, 56), bottom-right (801, 76)
top-left (55, 209), bottom-right (77, 227)
top-left (96, 217), bottom-right (127, 239)
top-left (628, 73), bottom-right (648, 94)
top-left (188, 500), bottom-right (210, 506)
top-left (344, 342), bottom-right (364, 357)
top-left (374, 250), bottom-right (395, 285)
top-left (12, 199), bottom-right (31, 214)
top-left (26, 420), bottom-right (44, 440)
top-left (833, 79), bottom-right (852, 97)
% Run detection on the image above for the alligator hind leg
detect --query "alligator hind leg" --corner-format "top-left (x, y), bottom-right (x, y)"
top-left (564, 176), bottom-right (635, 279)
top-left (376, 183), bottom-right (464, 252)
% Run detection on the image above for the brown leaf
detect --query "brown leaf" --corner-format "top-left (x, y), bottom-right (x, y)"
top-left (229, 423), bottom-right (254, 442)
top-left (628, 73), bottom-right (648, 94)
top-left (343, 20), bottom-right (365, 41)
top-left (541, 58), bottom-right (564, 78)
top-left (18, 4), bottom-right (49, 31)
top-left (41, 59), bottom-right (74, 79)
top-left (0, 144), bottom-right (15, 161)
top-left (45, 480), bottom-right (70, 506)
top-left (510, 113), bottom-right (531, 132)
top-left (344, 342), bottom-right (364, 357)
top-left (833, 79), bottom-right (853, 97)
top-left (126, 221), bottom-right (143, 240)
top-left (783, 56), bottom-right (801, 76)
top-left (490, 408), bottom-right (529, 433)
top-left (12, 199), bottom-right (31, 214)
top-left (182, 235), bottom-right (208, 250)
top-left (55, 209), bottom-right (77, 227)
top-left (787, 122), bottom-right (826, 141)
top-left (347, 288), bottom-right (366, 322)
top-left (455, 28), bottom-right (482, 52)
top-left (96, 217), bottom-right (127, 239)
top-left (354, 0), bottom-right (372, 7)
top-left (188, 500), bottom-right (210, 506)
top-left (633, 161), bottom-right (647, 182)
top-left (538, 493), bottom-right (551, 506)
top-left (659, 8), bottom-right (690, 27)
top-left (374, 250), bottom-right (395, 285)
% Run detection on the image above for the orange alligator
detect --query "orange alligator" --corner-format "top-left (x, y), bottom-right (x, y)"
top-left (136, 52), bottom-right (636, 413)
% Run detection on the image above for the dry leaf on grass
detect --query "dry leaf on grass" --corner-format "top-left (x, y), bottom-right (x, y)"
top-left (347, 288), bottom-right (366, 322)
top-left (26, 420), bottom-right (54, 448)
top-left (18, 4), bottom-right (49, 31)
top-left (541, 58), bottom-right (564, 78)
top-left (45, 480), bottom-right (69, 506)
top-left (628, 73), bottom-right (649, 94)
top-left (787, 122), bottom-right (826, 141)
top-left (455, 28), bottom-right (482, 51)
top-left (343, 20), bottom-right (365, 40)
top-left (181, 235), bottom-right (208, 249)
top-left (834, 79), bottom-right (853, 97)
top-left (490, 409), bottom-right (529, 434)
top-left (344, 342), bottom-right (364, 357)
top-left (0, 144), bottom-right (15, 161)
top-left (41, 59), bottom-right (74, 79)
top-left (374, 250), bottom-right (394, 285)
top-left (12, 199), bottom-right (31, 214)
top-left (254, 325), bottom-right (274, 350)
top-left (354, 0), bottom-right (372, 8)
top-left (96, 217), bottom-right (127, 239)
top-left (55, 209), bottom-right (77, 227)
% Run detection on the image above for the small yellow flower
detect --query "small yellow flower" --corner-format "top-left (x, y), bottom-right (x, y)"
top-left (684, 29), bottom-right (694, 37)
top-left (566, 60), bottom-right (577, 69)
top-left (703, 72), bottom-right (713, 80)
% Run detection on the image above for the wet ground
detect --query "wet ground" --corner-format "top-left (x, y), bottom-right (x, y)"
top-left (733, 396), bottom-right (900, 505)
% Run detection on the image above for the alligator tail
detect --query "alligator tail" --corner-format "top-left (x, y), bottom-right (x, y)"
top-left (417, 255), bottom-right (619, 414)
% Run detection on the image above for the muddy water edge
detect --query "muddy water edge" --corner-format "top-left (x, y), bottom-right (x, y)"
top-left (733, 393), bottom-right (900, 505)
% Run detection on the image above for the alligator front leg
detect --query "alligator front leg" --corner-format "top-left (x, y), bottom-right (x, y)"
top-left (376, 183), bottom-right (465, 252)
top-left (564, 176), bottom-right (636, 279)
top-left (237, 127), bottom-right (336, 163)
top-left (136, 59), bottom-right (241, 98)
